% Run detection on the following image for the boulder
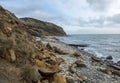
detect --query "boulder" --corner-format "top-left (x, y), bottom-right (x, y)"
top-left (53, 73), bottom-right (67, 83)
top-left (41, 80), bottom-right (49, 83)
top-left (97, 67), bottom-right (112, 75)
top-left (91, 56), bottom-right (102, 62)
top-left (37, 80), bottom-right (41, 83)
top-left (35, 59), bottom-right (60, 75)
top-left (77, 75), bottom-right (87, 82)
top-left (106, 56), bottom-right (113, 60)
top-left (21, 65), bottom-right (42, 82)
top-left (66, 76), bottom-right (74, 83)
top-left (9, 49), bottom-right (16, 62)
top-left (53, 46), bottom-right (68, 55)
top-left (69, 63), bottom-right (77, 73)
top-left (57, 57), bottom-right (66, 65)
top-left (46, 43), bottom-right (53, 51)
top-left (75, 60), bottom-right (86, 67)
top-left (72, 52), bottom-right (81, 57)
top-left (112, 69), bottom-right (120, 76)
top-left (117, 61), bottom-right (120, 66)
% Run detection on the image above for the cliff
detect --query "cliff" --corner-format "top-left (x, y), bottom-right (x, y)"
top-left (20, 18), bottom-right (67, 37)
top-left (0, 6), bottom-right (67, 83)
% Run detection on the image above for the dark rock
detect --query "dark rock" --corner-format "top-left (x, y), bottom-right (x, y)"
top-left (112, 69), bottom-right (120, 76)
top-left (46, 43), bottom-right (53, 51)
top-left (91, 56), bottom-right (102, 62)
top-left (117, 61), bottom-right (120, 66)
top-left (109, 64), bottom-right (120, 71)
top-left (106, 56), bottom-right (113, 60)
top-left (68, 44), bottom-right (89, 47)
top-left (72, 52), bottom-right (81, 57)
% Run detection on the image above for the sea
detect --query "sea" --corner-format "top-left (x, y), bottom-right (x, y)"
top-left (58, 34), bottom-right (120, 62)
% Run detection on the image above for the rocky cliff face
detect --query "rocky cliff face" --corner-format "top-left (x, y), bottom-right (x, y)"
top-left (20, 18), bottom-right (67, 37)
top-left (0, 6), bottom-right (67, 83)
top-left (0, 6), bottom-right (66, 37)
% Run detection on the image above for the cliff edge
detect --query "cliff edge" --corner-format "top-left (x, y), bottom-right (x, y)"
top-left (20, 18), bottom-right (67, 37)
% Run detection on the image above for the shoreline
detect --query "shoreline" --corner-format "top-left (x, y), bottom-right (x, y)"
top-left (41, 37), bottom-right (120, 83)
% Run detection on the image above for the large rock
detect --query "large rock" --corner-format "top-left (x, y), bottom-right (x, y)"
top-left (75, 60), bottom-right (86, 67)
top-left (35, 59), bottom-right (60, 75)
top-left (97, 67), bottom-right (112, 75)
top-left (9, 49), bottom-right (16, 62)
top-left (71, 52), bottom-right (81, 57)
top-left (53, 73), bottom-right (67, 83)
top-left (21, 65), bottom-right (42, 82)
top-left (106, 56), bottom-right (113, 60)
top-left (69, 63), bottom-right (77, 73)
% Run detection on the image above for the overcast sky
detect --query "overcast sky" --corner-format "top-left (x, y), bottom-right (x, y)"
top-left (1, 0), bottom-right (120, 34)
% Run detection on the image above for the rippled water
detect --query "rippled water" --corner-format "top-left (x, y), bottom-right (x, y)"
top-left (58, 34), bottom-right (120, 62)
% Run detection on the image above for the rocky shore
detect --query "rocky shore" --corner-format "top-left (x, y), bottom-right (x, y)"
top-left (0, 6), bottom-right (120, 83)
top-left (40, 37), bottom-right (120, 83)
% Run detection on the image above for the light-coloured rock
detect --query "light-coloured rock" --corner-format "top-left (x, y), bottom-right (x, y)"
top-left (35, 59), bottom-right (60, 75)
top-left (57, 57), bottom-right (66, 65)
top-left (41, 80), bottom-right (49, 83)
top-left (3, 27), bottom-right (12, 34)
top-left (75, 60), bottom-right (86, 67)
top-left (77, 75), bottom-right (87, 82)
top-left (53, 46), bottom-right (68, 55)
top-left (37, 80), bottom-right (41, 83)
top-left (69, 63), bottom-right (77, 73)
top-left (97, 67), bottom-right (112, 75)
top-left (9, 49), bottom-right (16, 62)
top-left (53, 73), bottom-right (67, 83)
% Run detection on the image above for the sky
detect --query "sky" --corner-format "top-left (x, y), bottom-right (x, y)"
top-left (1, 0), bottom-right (120, 34)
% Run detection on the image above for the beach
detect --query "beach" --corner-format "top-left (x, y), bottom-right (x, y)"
top-left (40, 36), bottom-right (120, 83)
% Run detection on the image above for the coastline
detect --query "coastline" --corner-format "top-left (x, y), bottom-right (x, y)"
top-left (0, 6), bottom-right (120, 83)
top-left (41, 37), bottom-right (120, 83)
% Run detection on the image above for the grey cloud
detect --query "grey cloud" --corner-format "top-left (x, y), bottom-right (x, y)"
top-left (77, 17), bottom-right (105, 27)
top-left (86, 0), bottom-right (112, 11)
top-left (107, 14), bottom-right (120, 24)
top-left (77, 14), bottom-right (120, 27)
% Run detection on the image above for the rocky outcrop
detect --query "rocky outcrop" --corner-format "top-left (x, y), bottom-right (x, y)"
top-left (20, 17), bottom-right (67, 37)
top-left (0, 6), bottom-right (67, 83)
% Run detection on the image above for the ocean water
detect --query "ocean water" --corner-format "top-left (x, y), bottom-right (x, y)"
top-left (58, 34), bottom-right (120, 62)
